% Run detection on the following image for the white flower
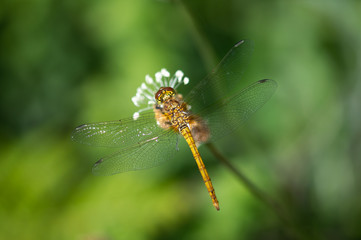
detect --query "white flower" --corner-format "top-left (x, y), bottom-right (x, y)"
top-left (132, 68), bottom-right (190, 120)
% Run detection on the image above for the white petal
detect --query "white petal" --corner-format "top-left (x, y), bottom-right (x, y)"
top-left (155, 72), bottom-right (163, 83)
top-left (145, 75), bottom-right (153, 84)
top-left (133, 112), bottom-right (140, 120)
top-left (132, 97), bottom-right (140, 107)
top-left (175, 70), bottom-right (184, 78)
top-left (161, 68), bottom-right (170, 77)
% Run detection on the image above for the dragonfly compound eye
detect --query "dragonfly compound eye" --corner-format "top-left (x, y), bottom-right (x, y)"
top-left (155, 87), bottom-right (176, 103)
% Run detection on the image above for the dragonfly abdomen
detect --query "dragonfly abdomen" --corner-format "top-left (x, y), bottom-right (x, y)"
top-left (180, 127), bottom-right (220, 211)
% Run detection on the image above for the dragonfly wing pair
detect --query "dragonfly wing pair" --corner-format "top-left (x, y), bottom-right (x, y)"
top-left (184, 40), bottom-right (254, 114)
top-left (72, 112), bottom-right (178, 175)
top-left (199, 79), bottom-right (277, 142)
top-left (72, 40), bottom-right (277, 177)
top-left (184, 40), bottom-right (277, 142)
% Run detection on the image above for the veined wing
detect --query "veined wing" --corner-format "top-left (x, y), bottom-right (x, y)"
top-left (92, 129), bottom-right (178, 175)
top-left (184, 40), bottom-right (253, 113)
top-left (71, 111), bottom-right (166, 148)
top-left (199, 79), bottom-right (277, 141)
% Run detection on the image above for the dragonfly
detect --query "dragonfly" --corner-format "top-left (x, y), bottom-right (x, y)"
top-left (71, 40), bottom-right (277, 211)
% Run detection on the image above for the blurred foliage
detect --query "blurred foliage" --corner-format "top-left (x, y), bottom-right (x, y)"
top-left (0, 0), bottom-right (360, 239)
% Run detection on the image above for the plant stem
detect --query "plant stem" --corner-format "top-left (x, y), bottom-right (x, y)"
top-left (206, 142), bottom-right (305, 240)
top-left (177, 0), bottom-right (218, 69)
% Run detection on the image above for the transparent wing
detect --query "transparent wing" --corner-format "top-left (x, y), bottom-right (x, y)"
top-left (198, 79), bottom-right (277, 141)
top-left (92, 130), bottom-right (178, 175)
top-left (72, 111), bottom-right (163, 148)
top-left (184, 40), bottom-right (254, 113)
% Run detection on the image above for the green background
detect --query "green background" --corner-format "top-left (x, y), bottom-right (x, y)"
top-left (1, 0), bottom-right (360, 239)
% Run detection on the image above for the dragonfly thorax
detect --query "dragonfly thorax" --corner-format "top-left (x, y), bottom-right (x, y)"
top-left (153, 87), bottom-right (191, 132)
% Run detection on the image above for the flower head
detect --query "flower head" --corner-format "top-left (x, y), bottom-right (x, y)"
top-left (132, 68), bottom-right (189, 120)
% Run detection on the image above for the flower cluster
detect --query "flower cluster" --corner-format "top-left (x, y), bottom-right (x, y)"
top-left (131, 68), bottom-right (189, 120)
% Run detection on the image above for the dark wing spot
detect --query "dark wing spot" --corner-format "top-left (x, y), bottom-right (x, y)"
top-left (94, 158), bottom-right (104, 166)
top-left (235, 40), bottom-right (245, 47)
top-left (75, 124), bottom-right (87, 130)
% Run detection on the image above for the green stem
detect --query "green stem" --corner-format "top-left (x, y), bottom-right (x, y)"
top-left (206, 142), bottom-right (305, 240)
top-left (177, 0), bottom-right (218, 69)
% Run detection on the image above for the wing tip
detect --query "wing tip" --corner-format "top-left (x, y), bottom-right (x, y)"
top-left (258, 79), bottom-right (278, 87)
top-left (94, 158), bottom-right (104, 166)
top-left (74, 123), bottom-right (87, 130)
top-left (71, 124), bottom-right (87, 141)
top-left (234, 40), bottom-right (245, 47)
top-left (92, 158), bottom-right (104, 176)
top-left (259, 79), bottom-right (268, 83)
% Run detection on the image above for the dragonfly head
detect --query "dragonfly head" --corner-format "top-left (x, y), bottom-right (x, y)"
top-left (155, 87), bottom-right (176, 104)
